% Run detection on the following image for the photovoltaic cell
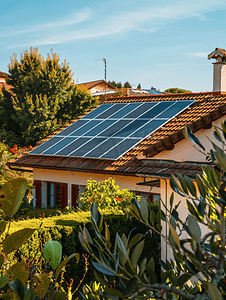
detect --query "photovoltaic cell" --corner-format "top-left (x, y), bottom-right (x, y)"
top-left (84, 138), bottom-right (123, 158)
top-left (96, 103), bottom-right (127, 119)
top-left (56, 119), bottom-right (88, 136)
top-left (109, 102), bottom-right (141, 119)
top-left (124, 102), bottom-right (157, 118)
top-left (101, 138), bottom-right (141, 159)
top-left (42, 137), bottom-right (76, 155)
top-left (30, 136), bottom-right (63, 154)
top-left (113, 119), bottom-right (148, 137)
top-left (69, 137), bottom-right (106, 157)
top-left (157, 101), bottom-right (192, 118)
top-left (55, 137), bottom-right (89, 156)
top-left (69, 120), bottom-right (100, 136)
top-left (82, 103), bottom-right (113, 119)
top-left (83, 120), bottom-right (116, 136)
top-left (140, 102), bottom-right (174, 119)
top-left (29, 100), bottom-right (194, 160)
top-left (98, 120), bottom-right (131, 137)
top-left (131, 119), bottom-right (165, 138)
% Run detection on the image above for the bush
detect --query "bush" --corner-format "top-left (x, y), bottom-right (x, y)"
top-left (79, 122), bottom-right (226, 299)
top-left (79, 178), bottom-right (139, 211)
top-left (9, 206), bottom-right (160, 297)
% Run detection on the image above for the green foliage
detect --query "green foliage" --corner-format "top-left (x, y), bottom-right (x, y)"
top-left (0, 48), bottom-right (97, 146)
top-left (137, 83), bottom-right (141, 89)
top-left (0, 178), bottom-right (79, 300)
top-left (123, 81), bottom-right (132, 88)
top-left (108, 81), bottom-right (122, 89)
top-left (79, 121), bottom-right (226, 299)
top-left (79, 178), bottom-right (138, 211)
top-left (164, 87), bottom-right (192, 94)
top-left (7, 205), bottom-right (160, 297)
top-left (56, 85), bottom-right (98, 124)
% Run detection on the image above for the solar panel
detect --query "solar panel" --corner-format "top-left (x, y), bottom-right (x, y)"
top-left (29, 100), bottom-right (194, 160)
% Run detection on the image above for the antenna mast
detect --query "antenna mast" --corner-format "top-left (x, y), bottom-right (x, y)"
top-left (95, 57), bottom-right (107, 100)
top-left (103, 57), bottom-right (106, 100)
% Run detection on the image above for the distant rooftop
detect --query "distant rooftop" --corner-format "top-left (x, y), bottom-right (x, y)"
top-left (144, 89), bottom-right (163, 95)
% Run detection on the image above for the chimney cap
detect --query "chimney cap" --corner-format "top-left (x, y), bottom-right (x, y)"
top-left (208, 48), bottom-right (226, 60)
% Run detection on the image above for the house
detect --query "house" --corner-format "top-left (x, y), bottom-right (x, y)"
top-left (0, 71), bottom-right (10, 93)
top-left (8, 48), bottom-right (226, 259)
top-left (77, 80), bottom-right (117, 97)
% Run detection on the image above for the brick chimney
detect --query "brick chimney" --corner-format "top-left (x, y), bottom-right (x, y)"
top-left (208, 48), bottom-right (226, 95)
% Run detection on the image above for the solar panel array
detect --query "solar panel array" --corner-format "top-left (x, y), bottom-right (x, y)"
top-left (29, 100), bottom-right (194, 160)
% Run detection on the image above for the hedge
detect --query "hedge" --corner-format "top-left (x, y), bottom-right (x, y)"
top-left (10, 208), bottom-right (161, 296)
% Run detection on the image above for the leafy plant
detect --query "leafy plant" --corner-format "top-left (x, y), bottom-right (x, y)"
top-left (0, 177), bottom-right (80, 299)
top-left (79, 121), bottom-right (226, 299)
top-left (79, 178), bottom-right (139, 211)
top-left (0, 47), bottom-right (97, 146)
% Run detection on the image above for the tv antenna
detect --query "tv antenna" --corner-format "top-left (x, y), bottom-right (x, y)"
top-left (95, 57), bottom-right (107, 100)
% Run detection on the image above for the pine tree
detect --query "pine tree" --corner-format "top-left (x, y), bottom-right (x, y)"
top-left (123, 81), bottom-right (132, 88)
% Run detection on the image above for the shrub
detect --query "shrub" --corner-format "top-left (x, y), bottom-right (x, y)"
top-left (0, 178), bottom-right (79, 299)
top-left (79, 122), bottom-right (226, 299)
top-left (79, 178), bottom-right (138, 210)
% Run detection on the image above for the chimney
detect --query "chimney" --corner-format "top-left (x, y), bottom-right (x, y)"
top-left (208, 48), bottom-right (226, 95)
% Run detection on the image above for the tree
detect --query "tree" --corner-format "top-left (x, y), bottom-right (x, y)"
top-left (123, 81), bottom-right (132, 88)
top-left (165, 87), bottom-right (192, 94)
top-left (56, 85), bottom-right (98, 124)
top-left (0, 48), bottom-right (96, 146)
top-left (108, 81), bottom-right (122, 89)
top-left (137, 83), bottom-right (141, 89)
top-left (79, 122), bottom-right (226, 299)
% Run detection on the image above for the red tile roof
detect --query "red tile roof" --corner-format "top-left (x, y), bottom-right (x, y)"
top-left (77, 80), bottom-right (116, 91)
top-left (9, 92), bottom-right (226, 176)
top-left (0, 72), bottom-right (9, 79)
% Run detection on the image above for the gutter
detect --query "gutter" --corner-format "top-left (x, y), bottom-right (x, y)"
top-left (135, 173), bottom-right (197, 180)
top-left (8, 165), bottom-right (33, 173)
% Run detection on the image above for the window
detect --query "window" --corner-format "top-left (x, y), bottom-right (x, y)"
top-left (136, 191), bottom-right (160, 203)
top-left (34, 181), bottom-right (68, 209)
top-left (47, 182), bottom-right (68, 208)
top-left (72, 184), bottom-right (85, 207)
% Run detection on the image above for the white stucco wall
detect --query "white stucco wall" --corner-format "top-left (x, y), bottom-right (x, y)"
top-left (155, 116), bottom-right (225, 162)
top-left (213, 63), bottom-right (226, 93)
top-left (160, 178), bottom-right (210, 262)
top-left (33, 168), bottom-right (160, 206)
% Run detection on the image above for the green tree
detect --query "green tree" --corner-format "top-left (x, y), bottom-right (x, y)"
top-left (137, 83), bottom-right (141, 89)
top-left (79, 122), bottom-right (226, 299)
top-left (0, 48), bottom-right (96, 146)
top-left (123, 81), bottom-right (132, 88)
top-left (56, 85), bottom-right (98, 124)
top-left (108, 81), bottom-right (122, 89)
top-left (165, 87), bottom-right (192, 94)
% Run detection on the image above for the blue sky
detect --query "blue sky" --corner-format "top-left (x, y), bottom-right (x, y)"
top-left (1, 0), bottom-right (226, 92)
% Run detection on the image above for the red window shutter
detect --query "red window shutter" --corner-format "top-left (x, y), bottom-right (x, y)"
top-left (71, 184), bottom-right (79, 207)
top-left (60, 183), bottom-right (68, 209)
top-left (34, 180), bottom-right (42, 208)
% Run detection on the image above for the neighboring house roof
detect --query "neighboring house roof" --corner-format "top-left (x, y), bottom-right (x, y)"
top-left (0, 72), bottom-right (11, 93)
top-left (92, 90), bottom-right (116, 96)
top-left (77, 80), bottom-right (117, 91)
top-left (144, 89), bottom-right (163, 95)
top-left (0, 72), bottom-right (9, 79)
top-left (9, 92), bottom-right (226, 177)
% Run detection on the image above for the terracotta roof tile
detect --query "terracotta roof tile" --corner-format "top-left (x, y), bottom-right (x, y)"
top-left (9, 92), bottom-right (226, 176)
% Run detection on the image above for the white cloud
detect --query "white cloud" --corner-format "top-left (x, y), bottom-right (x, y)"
top-left (188, 52), bottom-right (208, 58)
top-left (0, 8), bottom-right (91, 38)
top-left (3, 0), bottom-right (226, 48)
